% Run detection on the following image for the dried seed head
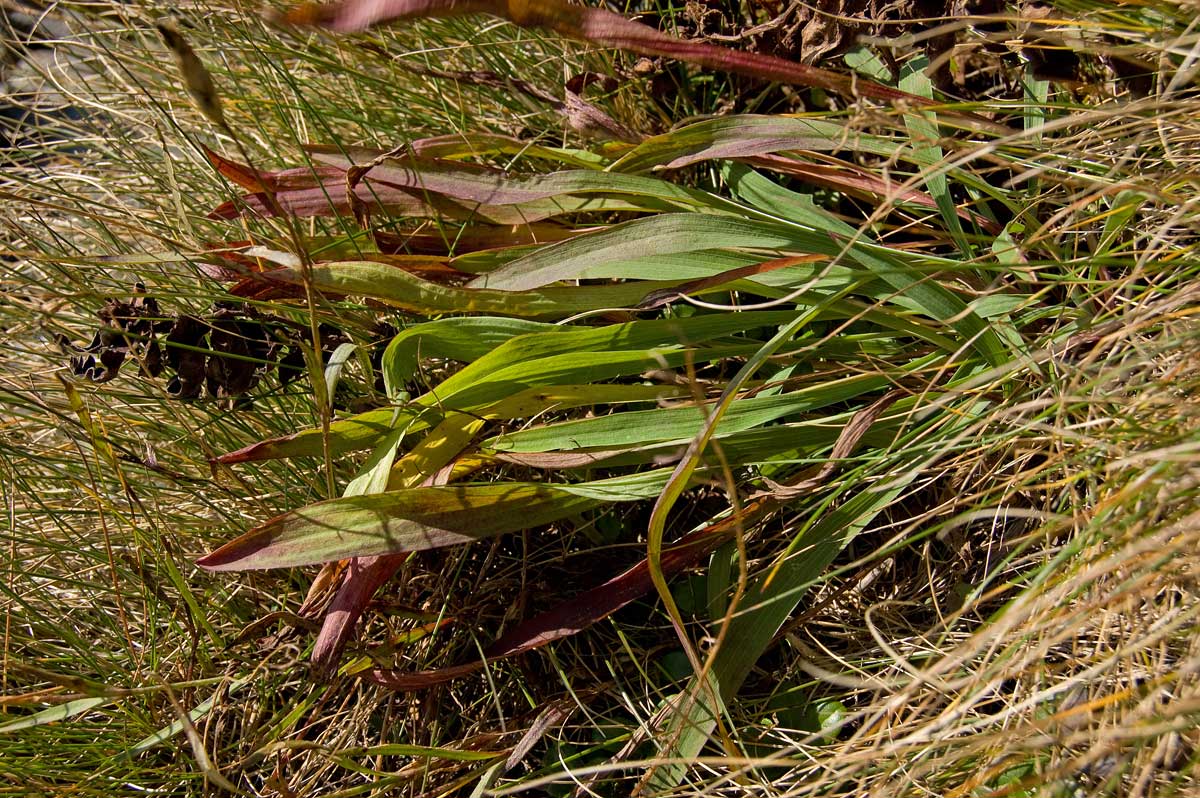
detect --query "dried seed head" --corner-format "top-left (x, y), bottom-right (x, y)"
top-left (155, 16), bottom-right (227, 130)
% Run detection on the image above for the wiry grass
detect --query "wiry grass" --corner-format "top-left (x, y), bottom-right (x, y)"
top-left (2, 0), bottom-right (1199, 795)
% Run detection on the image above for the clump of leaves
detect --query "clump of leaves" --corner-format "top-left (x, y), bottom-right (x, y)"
top-left (7, 0), bottom-right (1197, 795)
top-left (187, 0), bottom-right (1036, 786)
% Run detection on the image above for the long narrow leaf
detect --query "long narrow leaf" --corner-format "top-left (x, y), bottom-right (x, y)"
top-left (277, 0), bottom-right (980, 116)
top-left (608, 115), bottom-right (898, 174)
top-left (0, 697), bottom-right (113, 734)
top-left (236, 260), bottom-right (669, 316)
top-left (381, 317), bottom-right (557, 398)
top-left (360, 393), bottom-right (899, 690)
top-left (197, 471), bottom-right (673, 571)
top-left (484, 371), bottom-right (895, 452)
top-left (311, 151), bottom-right (718, 209)
top-left (469, 214), bottom-right (833, 291)
top-left (220, 312), bottom-right (803, 464)
top-left (645, 477), bottom-right (915, 790)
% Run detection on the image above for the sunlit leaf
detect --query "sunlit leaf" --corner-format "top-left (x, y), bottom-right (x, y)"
top-left (608, 115), bottom-right (898, 174)
top-left (0, 697), bottom-right (113, 734)
top-left (197, 471), bottom-right (673, 570)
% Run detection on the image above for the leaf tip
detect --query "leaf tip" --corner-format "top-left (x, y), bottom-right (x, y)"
top-left (194, 550), bottom-right (231, 571)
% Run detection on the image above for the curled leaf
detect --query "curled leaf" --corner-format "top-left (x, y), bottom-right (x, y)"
top-left (310, 553), bottom-right (408, 679)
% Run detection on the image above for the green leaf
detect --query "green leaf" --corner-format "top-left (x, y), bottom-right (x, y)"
top-left (844, 46), bottom-right (891, 82)
top-left (257, 260), bottom-right (672, 317)
top-left (323, 342), bottom-right (358, 407)
top-left (724, 161), bottom-right (855, 231)
top-left (344, 413), bottom-right (411, 497)
top-left (470, 213), bottom-right (844, 292)
top-left (724, 164), bottom-right (1009, 365)
top-left (382, 317), bottom-right (558, 399)
top-left (218, 406), bottom-right (425, 464)
top-left (476, 382), bottom-right (688, 422)
top-left (991, 220), bottom-right (1026, 266)
top-left (608, 115), bottom-right (900, 174)
top-left (222, 312), bottom-right (801, 463)
top-left (899, 57), bottom-right (971, 255)
top-left (0, 697), bottom-right (112, 733)
top-left (484, 371), bottom-right (894, 452)
top-left (433, 345), bottom-right (755, 412)
top-left (130, 678), bottom-right (250, 754)
top-left (645, 476), bottom-right (916, 790)
top-left (1098, 190), bottom-right (1147, 255)
top-left (197, 470), bottom-right (674, 570)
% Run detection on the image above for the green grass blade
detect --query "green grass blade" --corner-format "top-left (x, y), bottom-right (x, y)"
top-left (0, 698), bottom-right (114, 734)
top-left (898, 57), bottom-right (971, 255)
top-left (645, 473), bottom-right (917, 790)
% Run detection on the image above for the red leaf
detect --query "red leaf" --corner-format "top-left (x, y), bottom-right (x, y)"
top-left (306, 133), bottom-right (539, 162)
top-left (278, 0), bottom-right (1011, 134)
top-left (356, 518), bottom-right (739, 692)
top-left (485, 524), bottom-right (729, 659)
top-left (207, 176), bottom-right (574, 225)
top-left (277, 0), bottom-right (499, 30)
top-left (311, 553), bottom-right (408, 679)
top-left (535, 3), bottom-right (916, 106)
top-left (204, 146), bottom-right (344, 193)
top-left (359, 530), bottom-right (722, 691)
top-left (207, 182), bottom-right (444, 221)
top-left (366, 661), bottom-right (485, 690)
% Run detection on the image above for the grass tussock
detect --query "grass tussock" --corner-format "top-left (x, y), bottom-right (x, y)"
top-left (1, 0), bottom-right (1199, 795)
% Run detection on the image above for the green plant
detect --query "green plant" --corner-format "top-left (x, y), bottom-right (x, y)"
top-left (2, 0), bottom-right (1199, 795)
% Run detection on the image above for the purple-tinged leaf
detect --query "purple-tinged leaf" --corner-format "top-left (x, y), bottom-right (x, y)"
top-left (609, 115), bottom-right (898, 174)
top-left (366, 662), bottom-right (485, 690)
top-left (311, 553), bottom-right (407, 679)
top-left (203, 145), bottom-right (344, 192)
top-left (277, 0), bottom-right (979, 116)
top-left (216, 407), bottom-right (403, 465)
